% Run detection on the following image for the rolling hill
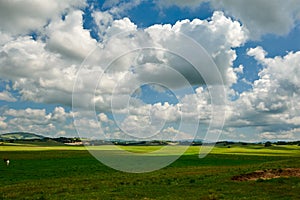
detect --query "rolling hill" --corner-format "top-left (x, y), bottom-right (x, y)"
top-left (0, 132), bottom-right (45, 141)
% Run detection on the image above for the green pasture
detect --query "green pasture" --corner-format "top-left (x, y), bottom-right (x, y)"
top-left (0, 143), bottom-right (300, 199)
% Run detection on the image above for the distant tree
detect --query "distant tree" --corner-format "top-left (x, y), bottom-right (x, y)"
top-left (276, 141), bottom-right (287, 145)
top-left (264, 141), bottom-right (272, 147)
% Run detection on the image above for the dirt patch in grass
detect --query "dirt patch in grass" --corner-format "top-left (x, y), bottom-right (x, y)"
top-left (232, 168), bottom-right (300, 181)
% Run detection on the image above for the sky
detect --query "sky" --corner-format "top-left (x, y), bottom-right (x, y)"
top-left (0, 0), bottom-right (300, 142)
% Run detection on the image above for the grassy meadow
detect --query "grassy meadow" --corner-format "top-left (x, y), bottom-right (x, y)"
top-left (1, 143), bottom-right (300, 199)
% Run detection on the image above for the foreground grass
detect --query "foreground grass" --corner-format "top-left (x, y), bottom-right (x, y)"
top-left (0, 144), bottom-right (300, 199)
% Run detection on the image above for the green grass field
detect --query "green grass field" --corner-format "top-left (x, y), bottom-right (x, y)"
top-left (1, 143), bottom-right (300, 199)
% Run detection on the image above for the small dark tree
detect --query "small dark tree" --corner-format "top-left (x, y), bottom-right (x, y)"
top-left (264, 141), bottom-right (272, 147)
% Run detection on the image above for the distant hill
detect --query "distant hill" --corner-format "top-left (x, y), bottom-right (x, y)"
top-left (0, 132), bottom-right (82, 145)
top-left (1, 132), bottom-right (299, 147)
top-left (0, 132), bottom-right (45, 141)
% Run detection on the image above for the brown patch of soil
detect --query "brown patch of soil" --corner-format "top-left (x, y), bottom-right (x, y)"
top-left (232, 168), bottom-right (300, 181)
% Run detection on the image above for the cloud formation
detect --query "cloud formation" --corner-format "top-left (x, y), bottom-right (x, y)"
top-left (0, 91), bottom-right (17, 102)
top-left (156, 0), bottom-right (300, 38)
top-left (0, 1), bottom-right (299, 141)
top-left (223, 47), bottom-right (300, 140)
top-left (0, 0), bottom-right (86, 35)
top-left (0, 107), bottom-right (75, 137)
top-left (1, 10), bottom-right (246, 109)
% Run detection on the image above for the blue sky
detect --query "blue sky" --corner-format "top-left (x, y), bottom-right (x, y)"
top-left (0, 0), bottom-right (300, 142)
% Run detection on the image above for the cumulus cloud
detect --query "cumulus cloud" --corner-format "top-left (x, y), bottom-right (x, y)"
top-left (0, 9), bottom-right (246, 111)
top-left (155, 0), bottom-right (300, 38)
top-left (4, 108), bottom-right (51, 122)
top-left (234, 65), bottom-right (244, 74)
top-left (211, 0), bottom-right (300, 38)
top-left (2, 1), bottom-right (298, 141)
top-left (101, 85), bottom-right (216, 140)
top-left (113, 101), bottom-right (182, 139)
top-left (0, 36), bottom-right (76, 105)
top-left (45, 10), bottom-right (98, 61)
top-left (0, 8), bottom-right (248, 139)
top-left (0, 91), bottom-right (17, 102)
top-left (160, 127), bottom-right (194, 141)
top-left (144, 11), bottom-right (248, 86)
top-left (0, 0), bottom-right (86, 35)
top-left (224, 47), bottom-right (300, 139)
top-left (52, 107), bottom-right (73, 122)
top-left (0, 9), bottom-right (99, 106)
top-left (260, 131), bottom-right (295, 141)
top-left (0, 116), bottom-right (8, 129)
top-left (0, 107), bottom-right (76, 136)
top-left (72, 10), bottom-right (247, 115)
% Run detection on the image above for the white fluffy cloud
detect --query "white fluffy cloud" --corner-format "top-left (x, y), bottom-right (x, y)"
top-left (211, 0), bottom-right (300, 38)
top-left (0, 9), bottom-right (247, 109)
top-left (0, 0), bottom-right (86, 35)
top-left (156, 0), bottom-right (300, 38)
top-left (0, 9), bottom-right (99, 106)
top-left (0, 91), bottom-right (17, 102)
top-left (1, 107), bottom-right (76, 136)
top-left (104, 86), bottom-right (215, 140)
top-left (223, 47), bottom-right (300, 140)
top-left (260, 131), bottom-right (296, 141)
top-left (0, 36), bottom-right (75, 104)
top-left (45, 10), bottom-right (98, 61)
top-left (0, 7), bottom-right (248, 139)
top-left (1, 1), bottom-right (298, 141)
top-left (91, 11), bottom-right (248, 95)
top-left (0, 116), bottom-right (8, 129)
top-left (169, 11), bottom-right (248, 85)
top-left (4, 108), bottom-right (51, 120)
